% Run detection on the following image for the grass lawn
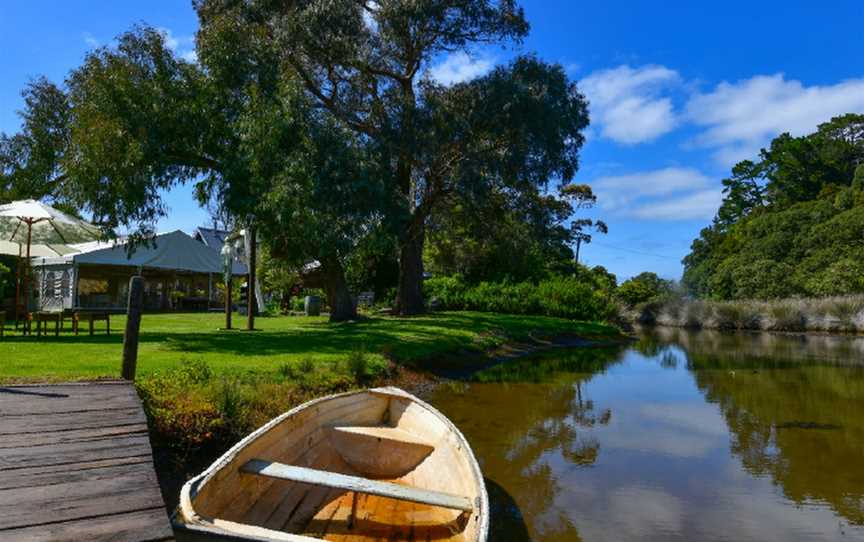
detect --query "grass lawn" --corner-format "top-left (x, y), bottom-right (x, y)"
top-left (0, 311), bottom-right (616, 383)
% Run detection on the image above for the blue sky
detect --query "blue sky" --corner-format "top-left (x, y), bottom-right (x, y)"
top-left (2, 1), bottom-right (863, 280)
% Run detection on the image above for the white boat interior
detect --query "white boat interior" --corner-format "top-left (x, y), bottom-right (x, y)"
top-left (176, 387), bottom-right (488, 541)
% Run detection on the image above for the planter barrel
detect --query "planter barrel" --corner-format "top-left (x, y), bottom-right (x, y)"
top-left (304, 295), bottom-right (321, 316)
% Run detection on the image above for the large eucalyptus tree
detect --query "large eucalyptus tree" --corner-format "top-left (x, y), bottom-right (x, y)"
top-left (199, 0), bottom-right (590, 314)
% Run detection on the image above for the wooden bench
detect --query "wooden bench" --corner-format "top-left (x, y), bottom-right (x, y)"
top-left (73, 311), bottom-right (111, 336)
top-left (240, 460), bottom-right (474, 512)
top-left (34, 311), bottom-right (64, 337)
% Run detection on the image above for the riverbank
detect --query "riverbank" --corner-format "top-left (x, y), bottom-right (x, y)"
top-left (0, 311), bottom-right (615, 382)
top-left (627, 295), bottom-right (864, 333)
top-left (17, 311), bottom-right (618, 509)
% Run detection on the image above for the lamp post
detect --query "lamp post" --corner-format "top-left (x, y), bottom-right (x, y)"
top-left (246, 216), bottom-right (256, 331)
top-left (221, 242), bottom-right (233, 330)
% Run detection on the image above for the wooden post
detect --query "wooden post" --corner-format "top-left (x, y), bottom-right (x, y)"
top-left (122, 276), bottom-right (144, 381)
top-left (247, 224), bottom-right (256, 331)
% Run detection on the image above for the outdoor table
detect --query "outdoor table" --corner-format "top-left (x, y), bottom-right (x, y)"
top-left (34, 311), bottom-right (64, 337)
top-left (73, 311), bottom-right (111, 336)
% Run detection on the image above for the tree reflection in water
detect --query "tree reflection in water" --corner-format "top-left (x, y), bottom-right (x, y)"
top-left (430, 346), bottom-right (625, 541)
top-left (428, 330), bottom-right (864, 540)
top-left (648, 328), bottom-right (864, 526)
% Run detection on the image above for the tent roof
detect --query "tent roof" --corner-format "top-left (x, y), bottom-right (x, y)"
top-left (33, 230), bottom-right (247, 274)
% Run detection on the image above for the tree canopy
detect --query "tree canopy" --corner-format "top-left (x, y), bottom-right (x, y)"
top-left (209, 0), bottom-right (590, 314)
top-left (2, 1), bottom-right (598, 320)
top-left (683, 114), bottom-right (864, 300)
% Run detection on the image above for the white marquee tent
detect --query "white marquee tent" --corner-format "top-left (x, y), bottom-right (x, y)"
top-left (31, 230), bottom-right (247, 312)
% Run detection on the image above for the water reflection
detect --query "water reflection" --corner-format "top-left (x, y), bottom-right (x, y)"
top-left (428, 331), bottom-right (864, 541)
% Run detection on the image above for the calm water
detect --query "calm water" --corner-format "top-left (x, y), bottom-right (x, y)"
top-left (427, 328), bottom-right (864, 541)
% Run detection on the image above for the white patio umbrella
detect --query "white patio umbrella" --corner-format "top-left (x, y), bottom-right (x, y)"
top-left (0, 200), bottom-right (100, 320)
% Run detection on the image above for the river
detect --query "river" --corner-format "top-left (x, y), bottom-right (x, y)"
top-left (426, 328), bottom-right (864, 541)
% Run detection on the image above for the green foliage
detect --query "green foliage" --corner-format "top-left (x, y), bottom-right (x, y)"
top-left (0, 78), bottom-right (74, 205)
top-left (136, 358), bottom-right (221, 449)
top-left (424, 274), bottom-right (615, 321)
top-left (0, 260), bottom-right (11, 300)
top-left (683, 114), bottom-right (864, 299)
top-left (345, 348), bottom-right (369, 384)
top-left (210, 0), bottom-right (588, 314)
top-left (617, 272), bottom-right (674, 307)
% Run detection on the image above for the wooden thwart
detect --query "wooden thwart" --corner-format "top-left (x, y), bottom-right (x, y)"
top-left (329, 425), bottom-right (434, 449)
top-left (240, 459), bottom-right (474, 512)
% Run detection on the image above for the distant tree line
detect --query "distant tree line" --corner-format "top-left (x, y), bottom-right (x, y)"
top-left (0, 0), bottom-right (607, 321)
top-left (683, 114), bottom-right (864, 300)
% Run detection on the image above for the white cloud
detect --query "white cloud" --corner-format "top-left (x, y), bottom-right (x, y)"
top-left (580, 65), bottom-right (681, 144)
top-left (606, 487), bottom-right (684, 538)
top-left (630, 190), bottom-right (723, 221)
top-left (686, 74), bottom-right (864, 165)
top-left (591, 166), bottom-right (719, 221)
top-left (83, 33), bottom-right (99, 48)
top-left (430, 52), bottom-right (494, 86)
top-left (157, 27), bottom-right (181, 51)
top-left (157, 27), bottom-right (197, 64)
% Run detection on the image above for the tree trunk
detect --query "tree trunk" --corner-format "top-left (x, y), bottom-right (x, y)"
top-left (394, 223), bottom-right (425, 316)
top-left (321, 256), bottom-right (356, 322)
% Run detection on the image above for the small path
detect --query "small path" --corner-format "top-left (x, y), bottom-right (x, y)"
top-left (0, 381), bottom-right (174, 541)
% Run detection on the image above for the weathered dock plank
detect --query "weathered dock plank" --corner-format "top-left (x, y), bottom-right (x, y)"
top-left (0, 381), bottom-right (174, 541)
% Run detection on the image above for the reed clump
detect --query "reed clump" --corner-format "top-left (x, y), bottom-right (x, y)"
top-left (637, 295), bottom-right (864, 333)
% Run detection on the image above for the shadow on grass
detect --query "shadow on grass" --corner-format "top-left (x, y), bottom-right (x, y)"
top-left (0, 312), bottom-right (615, 366)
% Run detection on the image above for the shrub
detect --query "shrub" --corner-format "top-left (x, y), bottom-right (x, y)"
top-left (346, 348), bottom-right (368, 383)
top-left (298, 357), bottom-right (316, 374)
top-left (0, 261), bottom-right (11, 300)
top-left (278, 361), bottom-right (299, 379)
top-left (766, 301), bottom-right (805, 331)
top-left (136, 359), bottom-right (222, 450)
top-left (423, 274), bottom-right (614, 321)
top-left (617, 272), bottom-right (674, 307)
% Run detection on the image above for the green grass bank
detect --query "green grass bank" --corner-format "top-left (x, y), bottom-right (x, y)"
top-left (0, 311), bottom-right (614, 382)
top-left (0, 310), bottom-right (618, 505)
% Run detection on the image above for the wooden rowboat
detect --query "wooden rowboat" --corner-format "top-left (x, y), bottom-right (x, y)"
top-left (174, 387), bottom-right (489, 541)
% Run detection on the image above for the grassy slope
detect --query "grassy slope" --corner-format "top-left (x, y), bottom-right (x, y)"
top-left (0, 311), bottom-right (616, 383)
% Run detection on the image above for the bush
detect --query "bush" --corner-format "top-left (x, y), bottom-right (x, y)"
top-left (136, 358), bottom-right (221, 450)
top-left (0, 261), bottom-right (11, 300)
top-left (137, 354), bottom-right (386, 453)
top-left (346, 348), bottom-right (368, 383)
top-left (617, 272), bottom-right (674, 307)
top-left (423, 274), bottom-right (614, 321)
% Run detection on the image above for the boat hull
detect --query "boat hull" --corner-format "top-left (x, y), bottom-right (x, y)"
top-left (174, 387), bottom-right (488, 541)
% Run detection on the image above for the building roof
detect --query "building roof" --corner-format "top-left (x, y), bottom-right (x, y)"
top-left (33, 230), bottom-right (247, 275)
top-left (193, 227), bottom-right (230, 249)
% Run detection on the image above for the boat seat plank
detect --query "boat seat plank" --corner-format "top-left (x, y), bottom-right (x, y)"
top-left (241, 460), bottom-right (473, 512)
top-left (329, 426), bottom-right (434, 450)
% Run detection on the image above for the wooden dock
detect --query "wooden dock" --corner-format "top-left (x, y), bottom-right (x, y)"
top-left (0, 381), bottom-right (174, 541)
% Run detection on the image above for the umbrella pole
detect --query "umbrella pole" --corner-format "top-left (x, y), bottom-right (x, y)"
top-left (23, 220), bottom-right (32, 326)
top-left (13, 257), bottom-right (21, 330)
